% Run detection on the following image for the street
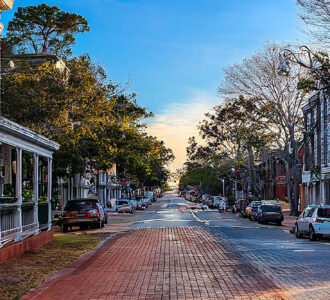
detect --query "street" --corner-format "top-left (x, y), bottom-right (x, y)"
top-left (22, 193), bottom-right (330, 300)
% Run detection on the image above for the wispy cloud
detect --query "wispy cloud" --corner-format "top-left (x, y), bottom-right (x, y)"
top-left (147, 90), bottom-right (220, 172)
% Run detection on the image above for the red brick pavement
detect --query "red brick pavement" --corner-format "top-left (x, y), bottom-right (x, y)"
top-left (22, 227), bottom-right (288, 300)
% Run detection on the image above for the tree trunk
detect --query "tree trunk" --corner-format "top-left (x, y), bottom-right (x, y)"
top-left (284, 159), bottom-right (292, 206)
top-left (288, 126), bottom-right (300, 216)
top-left (247, 146), bottom-right (256, 187)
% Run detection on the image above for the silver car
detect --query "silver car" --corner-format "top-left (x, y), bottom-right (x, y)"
top-left (294, 205), bottom-right (330, 240)
top-left (115, 199), bottom-right (134, 214)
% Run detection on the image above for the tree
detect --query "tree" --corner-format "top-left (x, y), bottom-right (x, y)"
top-left (219, 44), bottom-right (310, 215)
top-left (6, 4), bottom-right (90, 56)
top-left (281, 46), bottom-right (329, 92)
top-left (2, 54), bottom-right (174, 186)
top-left (191, 96), bottom-right (275, 198)
top-left (297, 0), bottom-right (330, 45)
top-left (115, 132), bottom-right (175, 187)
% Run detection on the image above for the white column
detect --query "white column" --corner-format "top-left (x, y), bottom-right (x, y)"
top-left (33, 154), bottom-right (39, 235)
top-left (321, 178), bottom-right (326, 205)
top-left (312, 182), bottom-right (316, 205)
top-left (15, 148), bottom-right (22, 241)
top-left (47, 158), bottom-right (52, 231)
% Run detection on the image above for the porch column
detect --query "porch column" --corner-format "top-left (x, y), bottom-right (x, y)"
top-left (33, 154), bottom-right (39, 235)
top-left (47, 158), bottom-right (53, 231)
top-left (16, 148), bottom-right (22, 241)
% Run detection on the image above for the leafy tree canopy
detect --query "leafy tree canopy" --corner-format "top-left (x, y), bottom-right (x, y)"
top-left (6, 4), bottom-right (90, 56)
top-left (2, 55), bottom-right (173, 186)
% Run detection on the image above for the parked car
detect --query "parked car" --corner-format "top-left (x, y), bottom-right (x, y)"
top-left (218, 197), bottom-right (229, 212)
top-left (128, 199), bottom-right (138, 210)
top-left (143, 194), bottom-right (152, 205)
top-left (246, 201), bottom-right (262, 220)
top-left (134, 198), bottom-right (144, 210)
top-left (257, 203), bottom-right (283, 225)
top-left (116, 199), bottom-right (134, 214)
top-left (145, 191), bottom-right (155, 202)
top-left (135, 196), bottom-right (148, 209)
top-left (62, 199), bottom-right (106, 232)
top-left (212, 196), bottom-right (221, 208)
top-left (294, 205), bottom-right (330, 241)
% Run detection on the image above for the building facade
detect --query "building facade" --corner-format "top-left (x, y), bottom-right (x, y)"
top-left (301, 89), bottom-right (330, 206)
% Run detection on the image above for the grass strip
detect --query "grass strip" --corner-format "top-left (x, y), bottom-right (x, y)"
top-left (0, 233), bottom-right (102, 300)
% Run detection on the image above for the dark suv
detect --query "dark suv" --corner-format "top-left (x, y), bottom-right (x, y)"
top-left (62, 199), bottom-right (106, 232)
top-left (257, 204), bottom-right (283, 225)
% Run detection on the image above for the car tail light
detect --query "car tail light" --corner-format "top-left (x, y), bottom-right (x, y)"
top-left (315, 218), bottom-right (323, 223)
top-left (89, 209), bottom-right (99, 217)
top-left (63, 211), bottom-right (71, 218)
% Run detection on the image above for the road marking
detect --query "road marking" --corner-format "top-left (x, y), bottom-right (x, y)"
top-left (134, 219), bottom-right (193, 224)
top-left (293, 249), bottom-right (315, 252)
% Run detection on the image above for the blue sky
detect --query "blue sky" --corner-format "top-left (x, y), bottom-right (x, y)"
top-left (2, 0), bottom-right (303, 169)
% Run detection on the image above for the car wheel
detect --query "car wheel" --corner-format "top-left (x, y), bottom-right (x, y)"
top-left (62, 224), bottom-right (68, 233)
top-left (294, 224), bottom-right (302, 238)
top-left (309, 226), bottom-right (316, 241)
top-left (277, 221), bottom-right (282, 226)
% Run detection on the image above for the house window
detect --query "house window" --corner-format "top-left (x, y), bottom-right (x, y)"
top-left (22, 151), bottom-right (33, 202)
top-left (38, 157), bottom-right (48, 201)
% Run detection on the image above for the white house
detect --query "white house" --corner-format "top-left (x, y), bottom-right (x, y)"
top-left (0, 116), bottom-right (59, 249)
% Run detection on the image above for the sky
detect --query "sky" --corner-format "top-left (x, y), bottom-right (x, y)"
top-left (2, 0), bottom-right (303, 172)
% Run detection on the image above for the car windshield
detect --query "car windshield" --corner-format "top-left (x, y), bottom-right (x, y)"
top-left (317, 208), bottom-right (330, 218)
top-left (65, 201), bottom-right (97, 211)
top-left (304, 207), bottom-right (316, 217)
top-left (261, 205), bottom-right (281, 212)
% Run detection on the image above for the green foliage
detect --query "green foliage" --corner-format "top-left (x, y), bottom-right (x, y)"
top-left (198, 96), bottom-right (275, 160)
top-left (227, 194), bottom-right (236, 206)
top-left (2, 55), bottom-right (173, 185)
top-left (22, 191), bottom-right (33, 202)
top-left (178, 164), bottom-right (222, 195)
top-left (6, 4), bottom-right (90, 56)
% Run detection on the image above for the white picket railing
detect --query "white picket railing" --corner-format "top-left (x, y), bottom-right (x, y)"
top-left (0, 203), bottom-right (44, 248)
top-left (22, 205), bottom-right (38, 235)
top-left (0, 206), bottom-right (21, 247)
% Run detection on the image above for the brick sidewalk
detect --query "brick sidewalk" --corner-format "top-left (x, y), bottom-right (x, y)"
top-left (282, 211), bottom-right (296, 232)
top-left (22, 227), bottom-right (287, 300)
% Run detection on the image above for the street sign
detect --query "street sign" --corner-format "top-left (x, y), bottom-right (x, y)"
top-left (302, 171), bottom-right (311, 183)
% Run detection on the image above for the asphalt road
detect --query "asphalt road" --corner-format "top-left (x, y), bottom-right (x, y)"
top-left (130, 193), bottom-right (330, 299)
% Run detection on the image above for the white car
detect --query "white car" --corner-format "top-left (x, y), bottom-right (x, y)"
top-left (294, 205), bottom-right (330, 240)
top-left (145, 191), bottom-right (154, 202)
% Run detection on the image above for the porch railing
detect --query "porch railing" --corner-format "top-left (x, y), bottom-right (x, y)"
top-left (0, 202), bottom-right (49, 247)
top-left (0, 205), bottom-right (21, 246)
top-left (22, 204), bottom-right (38, 235)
